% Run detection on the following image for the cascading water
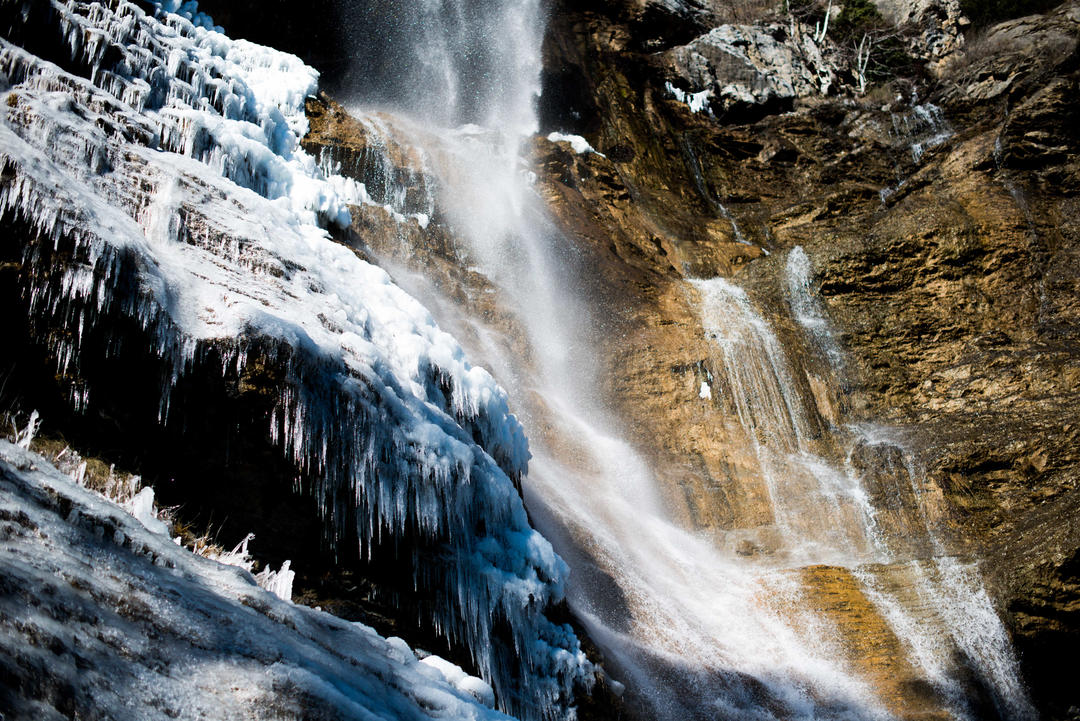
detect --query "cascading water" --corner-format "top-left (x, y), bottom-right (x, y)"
top-left (332, 3), bottom-right (1036, 720)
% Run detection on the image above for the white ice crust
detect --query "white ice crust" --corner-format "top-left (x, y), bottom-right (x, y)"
top-left (546, 131), bottom-right (603, 156)
top-left (0, 440), bottom-right (513, 721)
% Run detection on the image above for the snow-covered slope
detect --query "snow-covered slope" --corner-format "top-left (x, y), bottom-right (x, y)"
top-left (0, 440), bottom-right (507, 721)
top-left (0, 1), bottom-right (589, 717)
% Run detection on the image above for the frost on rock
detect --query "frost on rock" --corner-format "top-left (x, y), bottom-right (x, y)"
top-left (0, 2), bottom-right (590, 718)
top-left (0, 440), bottom-right (515, 721)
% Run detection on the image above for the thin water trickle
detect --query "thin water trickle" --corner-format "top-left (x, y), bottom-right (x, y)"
top-left (787, 246), bottom-right (845, 369)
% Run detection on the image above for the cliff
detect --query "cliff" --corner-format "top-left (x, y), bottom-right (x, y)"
top-left (1, 0), bottom-right (1078, 720)
top-left (531, 0), bottom-right (1080, 717)
top-left (0, 2), bottom-right (592, 719)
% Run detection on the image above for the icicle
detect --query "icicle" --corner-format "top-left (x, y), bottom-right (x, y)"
top-left (13, 410), bottom-right (41, 449)
top-left (254, 560), bottom-right (296, 602)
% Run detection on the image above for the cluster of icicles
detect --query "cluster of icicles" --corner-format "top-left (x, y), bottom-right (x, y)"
top-left (0, 1), bottom-right (591, 718)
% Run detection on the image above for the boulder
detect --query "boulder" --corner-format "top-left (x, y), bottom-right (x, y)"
top-left (666, 23), bottom-right (833, 119)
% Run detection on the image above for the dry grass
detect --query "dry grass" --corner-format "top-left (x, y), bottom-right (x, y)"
top-left (2, 421), bottom-right (232, 559)
top-left (936, 26), bottom-right (1028, 82)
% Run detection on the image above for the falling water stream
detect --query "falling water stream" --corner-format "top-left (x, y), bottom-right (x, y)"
top-left (331, 2), bottom-right (1035, 719)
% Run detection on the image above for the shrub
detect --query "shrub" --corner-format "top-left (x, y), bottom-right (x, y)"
top-left (832, 0), bottom-right (888, 43)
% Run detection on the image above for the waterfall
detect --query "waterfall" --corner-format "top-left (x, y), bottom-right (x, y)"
top-left (786, 246), bottom-right (845, 369)
top-left (339, 0), bottom-right (542, 136)
top-left (339, 7), bottom-right (886, 718)
top-left (330, 4), bottom-right (1035, 721)
top-left (889, 102), bottom-right (954, 164)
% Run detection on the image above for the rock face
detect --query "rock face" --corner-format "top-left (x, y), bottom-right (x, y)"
top-left (667, 23), bottom-right (834, 119)
top-left (874, 0), bottom-right (968, 65)
top-left (535, 0), bottom-right (1080, 718)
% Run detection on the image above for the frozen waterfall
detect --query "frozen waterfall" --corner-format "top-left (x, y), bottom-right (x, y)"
top-left (0, 2), bottom-right (589, 719)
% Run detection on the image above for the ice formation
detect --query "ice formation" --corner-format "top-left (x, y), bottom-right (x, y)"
top-left (11, 409), bottom-right (40, 449)
top-left (0, 440), bottom-right (515, 721)
top-left (0, 1), bottom-right (589, 718)
top-left (698, 381), bottom-right (712, 400)
top-left (123, 486), bottom-right (170, 536)
top-left (664, 81), bottom-right (713, 114)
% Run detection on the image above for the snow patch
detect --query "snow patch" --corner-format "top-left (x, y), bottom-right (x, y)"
top-left (546, 132), bottom-right (604, 156)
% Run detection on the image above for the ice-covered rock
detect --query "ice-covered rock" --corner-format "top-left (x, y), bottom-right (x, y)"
top-left (0, 440), bottom-right (514, 721)
top-left (0, 1), bottom-right (590, 718)
top-left (546, 131), bottom-right (603, 155)
top-left (666, 23), bottom-right (833, 118)
top-left (421, 653), bottom-right (498, 707)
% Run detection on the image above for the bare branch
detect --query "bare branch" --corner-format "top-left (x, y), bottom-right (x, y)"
top-left (854, 32), bottom-right (872, 94)
top-left (814, 0), bottom-right (832, 44)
